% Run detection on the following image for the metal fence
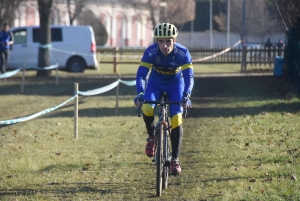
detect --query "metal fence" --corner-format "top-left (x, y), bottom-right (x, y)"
top-left (96, 46), bottom-right (284, 72)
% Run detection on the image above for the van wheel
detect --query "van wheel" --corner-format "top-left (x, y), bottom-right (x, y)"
top-left (67, 57), bottom-right (86, 72)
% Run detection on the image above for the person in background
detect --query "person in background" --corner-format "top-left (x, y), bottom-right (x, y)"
top-left (0, 23), bottom-right (14, 74)
top-left (265, 38), bottom-right (273, 65)
top-left (134, 23), bottom-right (194, 174)
top-left (277, 38), bottom-right (284, 57)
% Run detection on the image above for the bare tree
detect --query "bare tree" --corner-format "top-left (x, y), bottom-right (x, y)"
top-left (0, 0), bottom-right (25, 26)
top-left (66, 0), bottom-right (86, 25)
top-left (166, 0), bottom-right (195, 25)
top-left (77, 9), bottom-right (108, 45)
top-left (273, 0), bottom-right (300, 30)
top-left (122, 0), bottom-right (195, 29)
top-left (37, 0), bottom-right (53, 77)
top-left (243, 0), bottom-right (280, 41)
top-left (214, 0), bottom-right (281, 43)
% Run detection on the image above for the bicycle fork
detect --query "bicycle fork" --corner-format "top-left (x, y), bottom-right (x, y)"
top-left (153, 108), bottom-right (172, 164)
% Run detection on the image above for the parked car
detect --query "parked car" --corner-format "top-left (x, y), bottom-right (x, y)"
top-left (7, 25), bottom-right (98, 72)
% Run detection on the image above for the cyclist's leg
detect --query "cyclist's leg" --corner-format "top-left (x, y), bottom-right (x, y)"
top-left (168, 93), bottom-right (183, 160)
top-left (142, 81), bottom-right (162, 157)
top-left (167, 81), bottom-right (184, 173)
top-left (142, 82), bottom-right (162, 135)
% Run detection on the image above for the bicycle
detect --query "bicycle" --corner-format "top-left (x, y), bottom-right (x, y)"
top-left (136, 92), bottom-right (188, 197)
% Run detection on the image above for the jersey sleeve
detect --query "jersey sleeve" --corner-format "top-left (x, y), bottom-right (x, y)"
top-left (136, 49), bottom-right (153, 94)
top-left (181, 49), bottom-right (194, 95)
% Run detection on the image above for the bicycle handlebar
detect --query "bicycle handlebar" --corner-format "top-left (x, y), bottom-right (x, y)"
top-left (143, 100), bottom-right (181, 105)
top-left (136, 100), bottom-right (188, 119)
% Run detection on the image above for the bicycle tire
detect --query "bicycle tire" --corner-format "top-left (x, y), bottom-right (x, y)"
top-left (162, 129), bottom-right (170, 189)
top-left (156, 123), bottom-right (163, 197)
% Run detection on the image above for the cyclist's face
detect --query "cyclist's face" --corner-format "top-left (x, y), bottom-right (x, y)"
top-left (157, 38), bottom-right (176, 56)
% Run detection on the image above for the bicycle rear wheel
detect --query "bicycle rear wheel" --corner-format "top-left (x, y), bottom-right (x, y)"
top-left (156, 123), bottom-right (163, 197)
top-left (162, 129), bottom-right (171, 189)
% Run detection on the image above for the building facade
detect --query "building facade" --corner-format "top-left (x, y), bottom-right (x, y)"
top-left (13, 0), bottom-right (153, 47)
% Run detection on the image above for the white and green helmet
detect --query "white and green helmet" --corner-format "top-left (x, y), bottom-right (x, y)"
top-left (153, 23), bottom-right (178, 39)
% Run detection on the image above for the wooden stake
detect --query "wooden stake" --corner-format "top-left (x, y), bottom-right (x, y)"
top-left (74, 83), bottom-right (78, 138)
top-left (115, 74), bottom-right (119, 115)
top-left (21, 61), bottom-right (26, 93)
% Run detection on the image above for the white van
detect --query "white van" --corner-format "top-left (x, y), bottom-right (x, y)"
top-left (7, 25), bottom-right (98, 72)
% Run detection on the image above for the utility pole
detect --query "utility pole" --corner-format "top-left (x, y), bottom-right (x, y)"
top-left (210, 0), bottom-right (213, 48)
top-left (227, 0), bottom-right (230, 47)
top-left (241, 0), bottom-right (246, 71)
top-left (241, 0), bottom-right (246, 44)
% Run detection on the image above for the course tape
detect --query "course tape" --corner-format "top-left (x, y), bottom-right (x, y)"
top-left (27, 63), bottom-right (59, 70)
top-left (39, 43), bottom-right (53, 49)
top-left (0, 67), bottom-right (23, 79)
top-left (0, 94), bottom-right (78, 125)
top-left (51, 47), bottom-right (90, 57)
top-left (0, 63), bottom-right (60, 79)
top-left (0, 79), bottom-right (136, 125)
top-left (78, 79), bottom-right (136, 96)
top-left (36, 44), bottom-right (93, 57)
top-left (193, 40), bottom-right (242, 62)
top-left (119, 79), bottom-right (136, 86)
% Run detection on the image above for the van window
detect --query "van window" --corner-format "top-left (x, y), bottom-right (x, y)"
top-left (13, 29), bottom-right (27, 44)
top-left (32, 28), bottom-right (63, 42)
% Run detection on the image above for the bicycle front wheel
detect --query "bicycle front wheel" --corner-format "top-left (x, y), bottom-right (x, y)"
top-left (156, 123), bottom-right (163, 197)
top-left (163, 129), bottom-right (171, 189)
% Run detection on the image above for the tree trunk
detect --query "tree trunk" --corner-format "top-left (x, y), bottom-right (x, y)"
top-left (36, 0), bottom-right (53, 77)
top-left (67, 0), bottom-right (73, 25)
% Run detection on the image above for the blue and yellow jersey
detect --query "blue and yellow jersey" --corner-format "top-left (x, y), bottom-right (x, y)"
top-left (136, 42), bottom-right (194, 95)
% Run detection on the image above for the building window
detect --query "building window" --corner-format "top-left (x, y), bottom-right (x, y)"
top-left (26, 7), bottom-right (35, 26)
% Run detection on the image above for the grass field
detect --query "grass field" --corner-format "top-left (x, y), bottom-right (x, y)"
top-left (0, 68), bottom-right (299, 200)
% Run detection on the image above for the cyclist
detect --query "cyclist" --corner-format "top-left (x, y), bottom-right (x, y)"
top-left (134, 23), bottom-right (194, 174)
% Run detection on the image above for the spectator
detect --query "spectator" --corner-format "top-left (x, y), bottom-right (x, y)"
top-left (277, 38), bottom-right (284, 57)
top-left (0, 23), bottom-right (14, 74)
top-left (265, 38), bottom-right (273, 64)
